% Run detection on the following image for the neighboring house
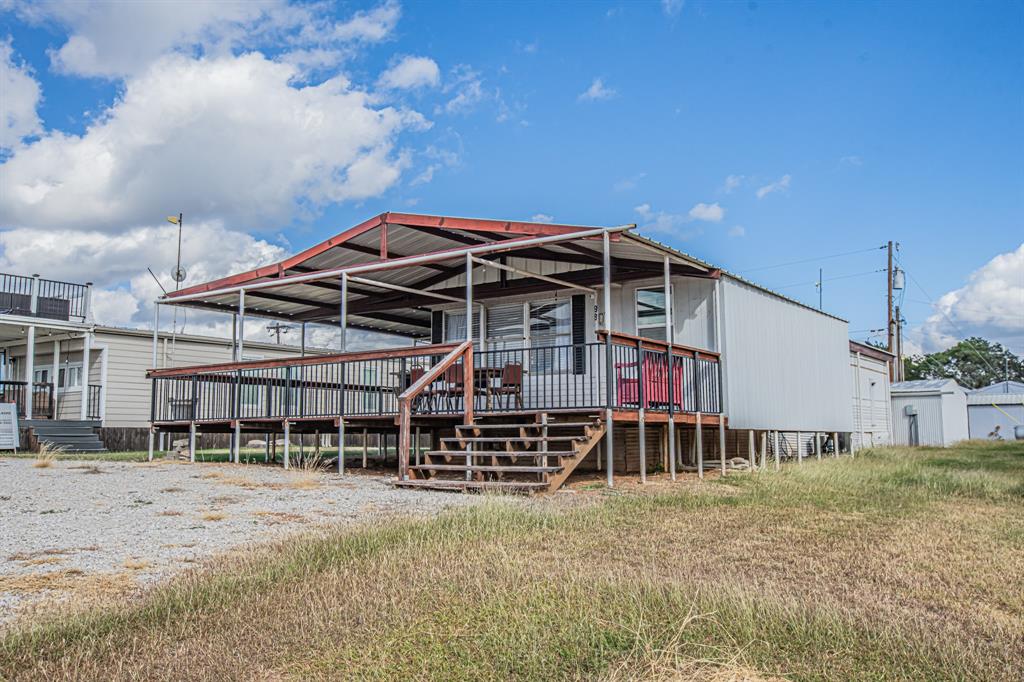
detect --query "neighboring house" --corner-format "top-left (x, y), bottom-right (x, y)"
top-left (966, 381), bottom-right (1024, 440)
top-left (891, 379), bottom-right (968, 446)
top-left (0, 277), bottom-right (319, 451)
top-left (849, 340), bottom-right (893, 449)
top-left (148, 212), bottom-right (855, 491)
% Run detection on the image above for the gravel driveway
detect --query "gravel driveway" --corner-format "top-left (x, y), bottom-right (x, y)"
top-left (0, 457), bottom-right (485, 627)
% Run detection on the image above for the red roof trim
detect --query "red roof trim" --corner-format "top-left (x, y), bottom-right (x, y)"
top-left (167, 212), bottom-right (611, 299)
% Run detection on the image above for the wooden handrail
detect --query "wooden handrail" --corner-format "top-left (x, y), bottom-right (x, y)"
top-left (147, 342), bottom-right (461, 378)
top-left (396, 341), bottom-right (472, 481)
top-left (597, 329), bottom-right (720, 360)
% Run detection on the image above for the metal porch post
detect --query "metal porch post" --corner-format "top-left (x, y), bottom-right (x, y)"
top-left (637, 338), bottom-right (646, 484)
top-left (237, 290), bottom-right (246, 360)
top-left (283, 421), bottom-right (290, 470)
top-left (338, 274), bottom-right (347, 475)
top-left (773, 430), bottom-right (780, 470)
top-left (664, 255), bottom-right (676, 482)
top-left (815, 431), bottom-right (822, 460)
top-left (465, 252), bottom-right (474, 481)
top-left (797, 430), bottom-right (803, 465)
top-left (603, 231), bottom-right (614, 487)
top-left (24, 274), bottom-right (39, 420)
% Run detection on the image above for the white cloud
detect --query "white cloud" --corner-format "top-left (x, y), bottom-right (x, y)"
top-left (578, 78), bottom-right (615, 102)
top-left (531, 213), bottom-right (554, 223)
top-left (436, 64), bottom-right (485, 114)
top-left (613, 172), bottom-right (646, 192)
top-left (633, 203), bottom-right (702, 239)
top-left (0, 52), bottom-right (426, 232)
top-left (0, 221), bottom-right (287, 330)
top-left (840, 155), bottom-right (863, 167)
top-left (721, 174), bottom-right (743, 194)
top-left (662, 0), bottom-right (685, 17)
top-left (377, 55), bottom-right (440, 90)
top-left (916, 243), bottom-right (1024, 354)
top-left (0, 39), bottom-right (42, 150)
top-left (688, 202), bottom-right (724, 223)
top-left (728, 225), bottom-right (746, 238)
top-left (10, 0), bottom-right (402, 79)
top-left (756, 173), bottom-right (791, 199)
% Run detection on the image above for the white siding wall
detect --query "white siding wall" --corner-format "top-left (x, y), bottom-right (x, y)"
top-left (720, 277), bottom-right (853, 432)
top-left (891, 394), bottom-right (944, 446)
top-left (610, 276), bottom-right (716, 350)
top-left (850, 352), bottom-right (892, 448)
top-left (941, 390), bottom-right (969, 444)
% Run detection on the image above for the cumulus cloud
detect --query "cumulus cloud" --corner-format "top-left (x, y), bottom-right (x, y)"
top-left (688, 202), bottom-right (724, 222)
top-left (756, 174), bottom-right (791, 199)
top-left (578, 78), bottom-right (615, 101)
top-left (10, 0), bottom-right (402, 79)
top-left (0, 221), bottom-right (286, 329)
top-left (633, 203), bottom-right (701, 239)
top-left (436, 64), bottom-right (486, 114)
top-left (916, 243), bottom-right (1024, 354)
top-left (0, 52), bottom-right (425, 232)
top-left (531, 213), bottom-right (554, 223)
top-left (377, 55), bottom-right (440, 90)
top-left (613, 172), bottom-right (646, 192)
top-left (0, 39), bottom-right (42, 150)
top-left (728, 225), bottom-right (746, 238)
top-left (662, 0), bottom-right (685, 17)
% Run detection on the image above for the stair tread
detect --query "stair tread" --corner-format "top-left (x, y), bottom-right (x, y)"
top-left (410, 464), bottom-right (563, 473)
top-left (456, 422), bottom-right (597, 430)
top-left (426, 450), bottom-right (577, 458)
top-left (394, 479), bottom-right (548, 492)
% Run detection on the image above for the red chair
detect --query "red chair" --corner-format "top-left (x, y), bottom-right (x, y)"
top-left (492, 362), bottom-right (524, 410)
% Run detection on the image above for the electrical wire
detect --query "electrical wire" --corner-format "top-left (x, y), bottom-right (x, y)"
top-left (737, 245), bottom-right (886, 274)
top-left (774, 268), bottom-right (885, 290)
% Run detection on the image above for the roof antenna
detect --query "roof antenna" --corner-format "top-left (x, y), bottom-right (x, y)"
top-left (147, 267), bottom-right (168, 295)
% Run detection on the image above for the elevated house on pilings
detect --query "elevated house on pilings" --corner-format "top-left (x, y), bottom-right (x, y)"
top-left (146, 213), bottom-right (855, 492)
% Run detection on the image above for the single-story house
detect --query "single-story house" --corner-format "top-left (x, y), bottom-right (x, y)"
top-left (891, 379), bottom-right (968, 446)
top-left (146, 212), bottom-right (856, 492)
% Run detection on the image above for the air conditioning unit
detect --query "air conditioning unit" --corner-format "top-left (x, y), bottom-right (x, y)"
top-left (903, 405), bottom-right (917, 417)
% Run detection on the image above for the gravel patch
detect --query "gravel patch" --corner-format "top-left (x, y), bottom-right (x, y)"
top-left (0, 457), bottom-right (486, 626)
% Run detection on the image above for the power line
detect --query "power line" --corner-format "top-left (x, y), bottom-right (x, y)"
top-left (775, 268), bottom-right (885, 290)
top-left (738, 245), bottom-right (885, 274)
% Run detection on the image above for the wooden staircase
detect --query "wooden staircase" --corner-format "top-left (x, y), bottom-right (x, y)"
top-left (394, 414), bottom-right (605, 494)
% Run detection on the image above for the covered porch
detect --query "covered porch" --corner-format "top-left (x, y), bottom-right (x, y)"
top-left (148, 213), bottom-right (726, 490)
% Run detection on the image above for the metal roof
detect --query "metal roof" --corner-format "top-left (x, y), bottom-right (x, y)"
top-left (969, 380), bottom-right (1024, 395)
top-left (967, 393), bottom-right (1024, 406)
top-left (891, 379), bottom-right (966, 394)
top-left (161, 211), bottom-right (849, 336)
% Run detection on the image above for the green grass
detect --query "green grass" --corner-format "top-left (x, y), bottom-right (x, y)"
top-left (2, 441), bottom-right (1022, 680)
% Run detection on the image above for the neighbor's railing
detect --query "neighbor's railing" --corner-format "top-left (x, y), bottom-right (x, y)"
top-left (0, 380), bottom-right (55, 419)
top-left (0, 273), bottom-right (90, 322)
top-left (86, 384), bottom-right (103, 420)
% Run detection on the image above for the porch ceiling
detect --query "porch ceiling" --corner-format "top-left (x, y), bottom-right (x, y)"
top-left (162, 213), bottom-right (715, 338)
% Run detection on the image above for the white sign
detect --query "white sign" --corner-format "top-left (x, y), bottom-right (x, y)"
top-left (0, 403), bottom-right (20, 450)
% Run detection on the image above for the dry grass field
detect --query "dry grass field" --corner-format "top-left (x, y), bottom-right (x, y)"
top-left (1, 441), bottom-right (1022, 681)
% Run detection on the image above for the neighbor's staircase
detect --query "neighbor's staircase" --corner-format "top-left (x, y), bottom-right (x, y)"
top-left (30, 420), bottom-right (107, 453)
top-left (394, 414), bottom-right (605, 494)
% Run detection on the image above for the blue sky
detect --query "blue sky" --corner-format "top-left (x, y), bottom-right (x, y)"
top-left (1, 0), bottom-right (1021, 352)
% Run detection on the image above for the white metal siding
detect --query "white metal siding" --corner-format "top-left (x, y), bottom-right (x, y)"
top-left (940, 390), bottom-right (969, 444)
top-left (969, 403), bottom-right (1024, 439)
top-left (850, 352), bottom-right (892, 448)
top-left (720, 277), bottom-right (853, 431)
top-left (891, 394), bottom-right (945, 445)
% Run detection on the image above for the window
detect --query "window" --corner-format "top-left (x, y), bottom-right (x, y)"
top-left (636, 287), bottom-right (669, 341)
top-left (58, 365), bottom-right (83, 390)
top-left (486, 303), bottom-right (525, 351)
top-left (443, 311), bottom-right (480, 342)
top-left (33, 368), bottom-right (50, 384)
top-left (529, 300), bottom-right (571, 371)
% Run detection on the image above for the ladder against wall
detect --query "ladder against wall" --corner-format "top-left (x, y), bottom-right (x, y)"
top-left (394, 414), bottom-right (605, 494)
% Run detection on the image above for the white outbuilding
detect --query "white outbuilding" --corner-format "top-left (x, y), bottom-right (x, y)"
top-left (849, 341), bottom-right (893, 449)
top-left (966, 381), bottom-right (1024, 440)
top-left (890, 379), bottom-right (968, 446)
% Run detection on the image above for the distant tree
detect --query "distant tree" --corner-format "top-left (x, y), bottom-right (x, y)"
top-left (903, 337), bottom-right (1024, 389)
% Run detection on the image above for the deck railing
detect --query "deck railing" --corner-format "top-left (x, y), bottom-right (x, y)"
top-left (0, 380), bottom-right (55, 419)
top-left (148, 336), bottom-right (721, 423)
top-left (0, 273), bottom-right (90, 322)
top-left (86, 384), bottom-right (103, 420)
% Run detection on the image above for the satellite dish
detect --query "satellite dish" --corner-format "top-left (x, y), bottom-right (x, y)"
top-left (171, 266), bottom-right (187, 283)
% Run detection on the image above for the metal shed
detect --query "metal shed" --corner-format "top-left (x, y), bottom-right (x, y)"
top-left (891, 379), bottom-right (968, 446)
top-left (966, 382), bottom-right (1024, 440)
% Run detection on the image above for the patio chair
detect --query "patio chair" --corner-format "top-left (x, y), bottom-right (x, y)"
top-left (435, 364), bottom-right (465, 412)
top-left (492, 362), bottom-right (524, 410)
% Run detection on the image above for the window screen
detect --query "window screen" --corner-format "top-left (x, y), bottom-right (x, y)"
top-left (486, 303), bottom-right (525, 350)
top-left (636, 287), bottom-right (669, 341)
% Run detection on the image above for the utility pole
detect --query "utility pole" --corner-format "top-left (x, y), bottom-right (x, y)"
top-left (894, 305), bottom-right (903, 382)
top-left (267, 322), bottom-right (291, 345)
top-left (817, 267), bottom-right (823, 310)
top-left (887, 240), bottom-right (894, 354)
